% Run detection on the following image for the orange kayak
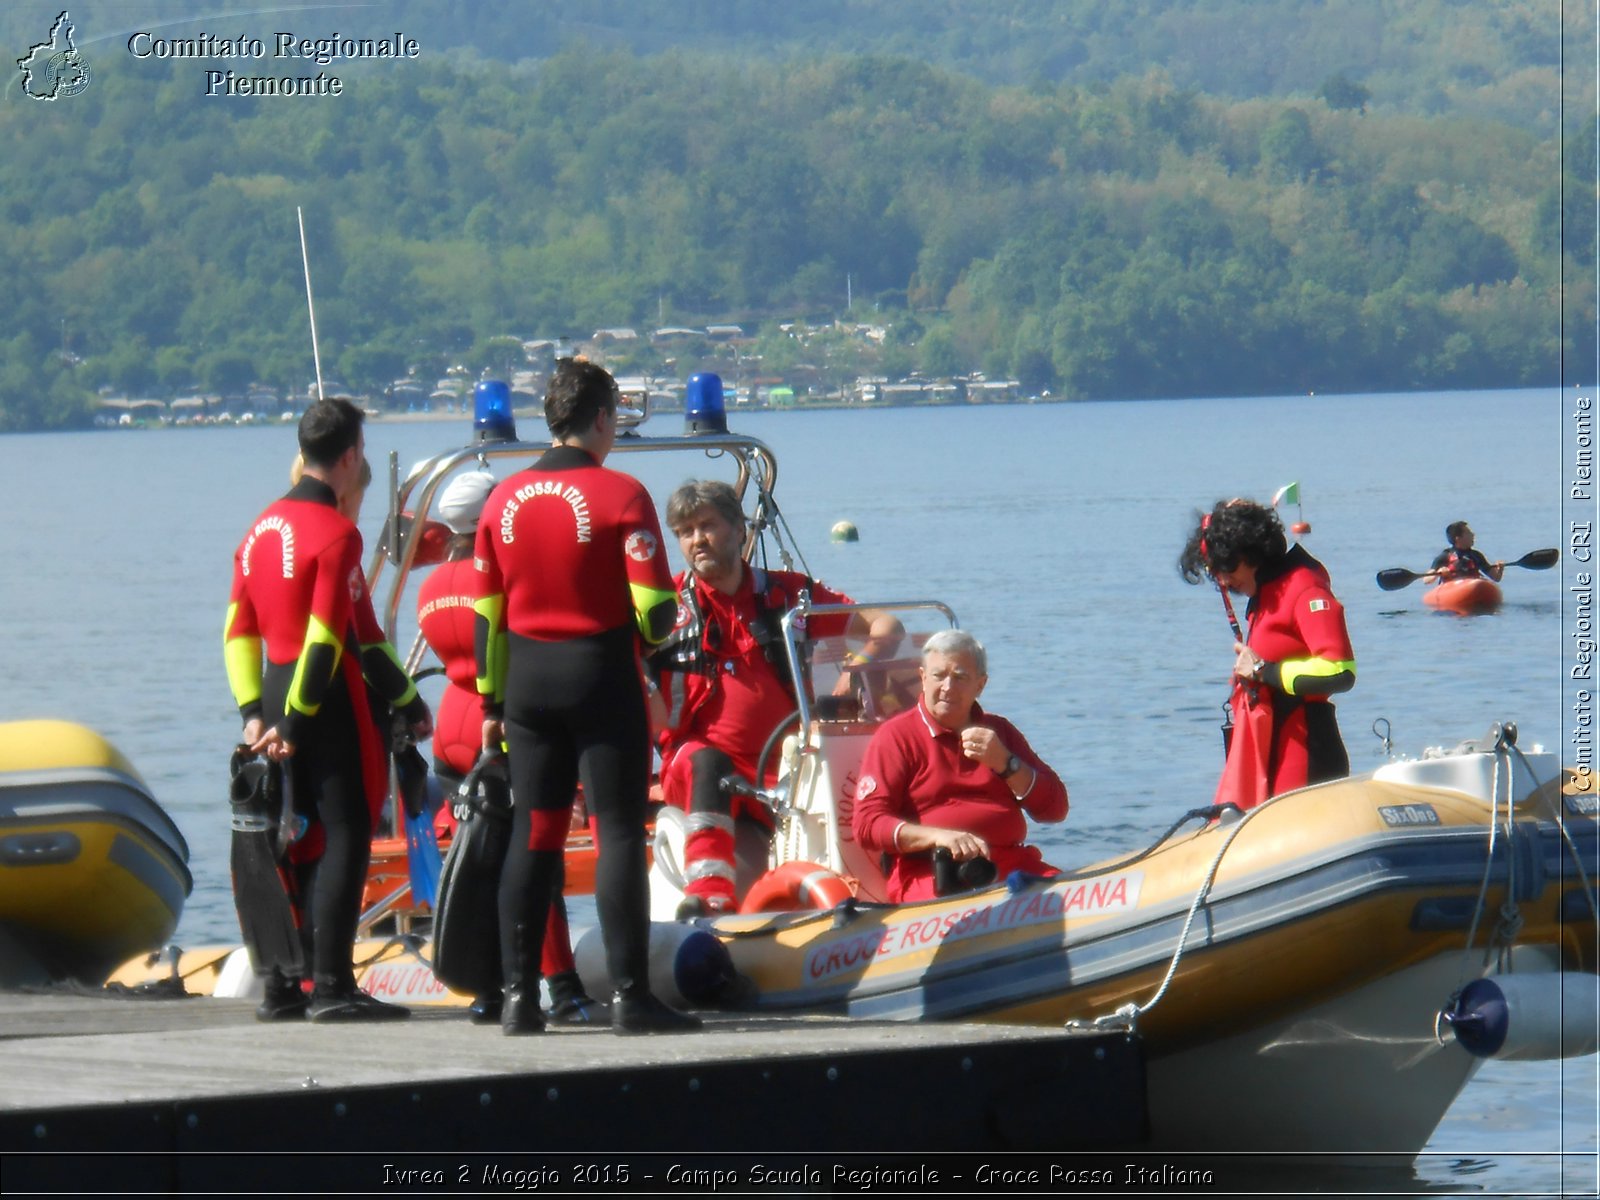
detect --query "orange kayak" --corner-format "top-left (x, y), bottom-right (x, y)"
top-left (1423, 576), bottom-right (1502, 615)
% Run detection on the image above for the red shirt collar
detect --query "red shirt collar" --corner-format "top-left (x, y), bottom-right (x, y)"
top-left (916, 696), bottom-right (983, 738)
top-left (690, 562), bottom-right (752, 607)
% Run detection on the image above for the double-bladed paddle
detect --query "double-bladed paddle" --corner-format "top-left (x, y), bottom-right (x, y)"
top-left (1375, 547), bottom-right (1560, 591)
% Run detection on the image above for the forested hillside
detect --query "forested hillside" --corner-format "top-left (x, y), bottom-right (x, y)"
top-left (1, 7), bottom-right (1593, 429)
top-left (7, 0), bottom-right (1583, 127)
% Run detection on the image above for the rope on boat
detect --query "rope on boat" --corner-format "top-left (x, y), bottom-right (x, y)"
top-left (1492, 745), bottom-right (1522, 973)
top-left (1435, 733), bottom-right (1600, 1053)
top-left (1433, 725), bottom-right (1575, 1046)
top-left (355, 931), bottom-right (431, 969)
top-left (1371, 717), bottom-right (1394, 758)
top-left (1047, 805), bottom-right (1227, 885)
top-left (748, 471), bottom-right (810, 580)
top-left (1069, 801), bottom-right (1270, 1034)
top-left (1510, 738), bottom-right (1600, 926)
top-left (104, 943), bottom-right (240, 997)
top-left (651, 818), bottom-right (689, 892)
top-left (1452, 726), bottom-right (1523, 991)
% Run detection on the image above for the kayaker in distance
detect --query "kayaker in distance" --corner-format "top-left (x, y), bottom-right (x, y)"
top-left (1179, 498), bottom-right (1356, 811)
top-left (1426, 522), bottom-right (1505, 582)
top-left (851, 628), bottom-right (1068, 902)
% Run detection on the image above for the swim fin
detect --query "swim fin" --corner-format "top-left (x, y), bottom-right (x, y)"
top-left (229, 747), bottom-right (305, 977)
top-left (396, 739), bottom-right (442, 908)
top-left (433, 754), bottom-right (512, 997)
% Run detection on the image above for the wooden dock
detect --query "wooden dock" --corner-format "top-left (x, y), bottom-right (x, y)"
top-left (1, 988), bottom-right (1146, 1192)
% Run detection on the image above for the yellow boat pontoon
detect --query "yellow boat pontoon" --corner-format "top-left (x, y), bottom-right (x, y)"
top-left (0, 720), bottom-right (191, 987)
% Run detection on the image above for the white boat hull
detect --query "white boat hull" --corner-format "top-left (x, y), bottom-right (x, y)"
top-left (1147, 950), bottom-right (1486, 1152)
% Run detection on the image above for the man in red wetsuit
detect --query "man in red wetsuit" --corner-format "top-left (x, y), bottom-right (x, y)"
top-left (475, 358), bottom-right (697, 1035)
top-left (419, 471), bottom-right (501, 790)
top-left (852, 629), bottom-right (1068, 903)
top-left (416, 469), bottom-right (597, 1025)
top-left (1179, 498), bottom-right (1356, 810)
top-left (225, 397), bottom-right (432, 1021)
top-left (647, 479), bottom-right (900, 917)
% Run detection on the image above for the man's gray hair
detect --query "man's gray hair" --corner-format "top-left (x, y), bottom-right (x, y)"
top-left (922, 628), bottom-right (987, 676)
top-left (666, 479), bottom-right (745, 532)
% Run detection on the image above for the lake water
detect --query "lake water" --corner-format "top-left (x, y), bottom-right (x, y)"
top-left (1, 389), bottom-right (1594, 1192)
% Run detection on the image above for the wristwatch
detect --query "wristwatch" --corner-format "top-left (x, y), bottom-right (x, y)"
top-left (999, 753), bottom-right (1023, 777)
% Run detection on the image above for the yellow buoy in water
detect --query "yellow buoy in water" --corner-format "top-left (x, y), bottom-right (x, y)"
top-left (830, 520), bottom-right (859, 543)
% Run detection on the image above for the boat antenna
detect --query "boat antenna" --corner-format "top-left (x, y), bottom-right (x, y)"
top-left (297, 205), bottom-right (325, 402)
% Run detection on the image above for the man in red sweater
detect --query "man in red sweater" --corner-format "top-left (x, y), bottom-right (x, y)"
top-left (852, 629), bottom-right (1068, 903)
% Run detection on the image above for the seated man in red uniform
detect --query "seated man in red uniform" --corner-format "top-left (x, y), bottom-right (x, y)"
top-left (416, 470), bottom-right (598, 1025)
top-left (852, 629), bottom-right (1068, 903)
top-left (647, 479), bottom-right (899, 917)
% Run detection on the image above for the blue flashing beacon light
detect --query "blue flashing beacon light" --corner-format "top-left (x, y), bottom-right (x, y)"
top-left (685, 372), bottom-right (727, 435)
top-left (473, 379), bottom-right (517, 443)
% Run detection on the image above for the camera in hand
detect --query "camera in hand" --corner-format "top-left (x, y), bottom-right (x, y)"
top-left (932, 847), bottom-right (997, 896)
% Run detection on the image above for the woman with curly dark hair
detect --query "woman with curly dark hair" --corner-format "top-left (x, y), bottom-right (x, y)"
top-left (1180, 498), bottom-right (1355, 809)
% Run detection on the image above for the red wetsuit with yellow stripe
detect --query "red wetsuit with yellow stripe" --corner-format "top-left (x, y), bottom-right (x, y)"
top-left (473, 445), bottom-right (676, 996)
top-left (224, 477), bottom-right (423, 987)
top-left (417, 552), bottom-right (580, 978)
top-left (1216, 544), bottom-right (1356, 810)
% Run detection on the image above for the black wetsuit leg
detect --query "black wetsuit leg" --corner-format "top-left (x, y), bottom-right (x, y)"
top-left (689, 746), bottom-right (737, 818)
top-left (1304, 703), bottom-right (1350, 784)
top-left (264, 664), bottom-right (373, 990)
top-left (500, 626), bottom-right (651, 994)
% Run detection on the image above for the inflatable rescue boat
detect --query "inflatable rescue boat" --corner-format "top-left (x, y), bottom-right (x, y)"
top-left (0, 720), bottom-right (191, 986)
top-left (685, 723), bottom-right (1596, 1151)
top-left (108, 407), bottom-right (1597, 1156)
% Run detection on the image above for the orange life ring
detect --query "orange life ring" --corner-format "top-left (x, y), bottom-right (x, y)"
top-left (739, 860), bottom-right (854, 914)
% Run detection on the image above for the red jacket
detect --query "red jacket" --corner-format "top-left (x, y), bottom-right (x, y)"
top-left (653, 566), bottom-right (852, 784)
top-left (1216, 545), bottom-right (1355, 809)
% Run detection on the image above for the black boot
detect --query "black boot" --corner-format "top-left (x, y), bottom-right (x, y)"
top-left (500, 923), bottom-right (544, 1036)
top-left (307, 976), bottom-right (409, 1022)
top-left (612, 987), bottom-right (702, 1036)
top-left (469, 989), bottom-right (503, 1024)
top-left (501, 984), bottom-right (544, 1035)
top-left (255, 968), bottom-right (308, 1021)
top-left (547, 970), bottom-right (605, 1025)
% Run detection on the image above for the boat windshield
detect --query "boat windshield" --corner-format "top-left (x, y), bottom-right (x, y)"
top-left (783, 600), bottom-right (959, 737)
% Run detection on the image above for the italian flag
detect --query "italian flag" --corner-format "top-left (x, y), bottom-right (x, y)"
top-left (1271, 481), bottom-right (1300, 508)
